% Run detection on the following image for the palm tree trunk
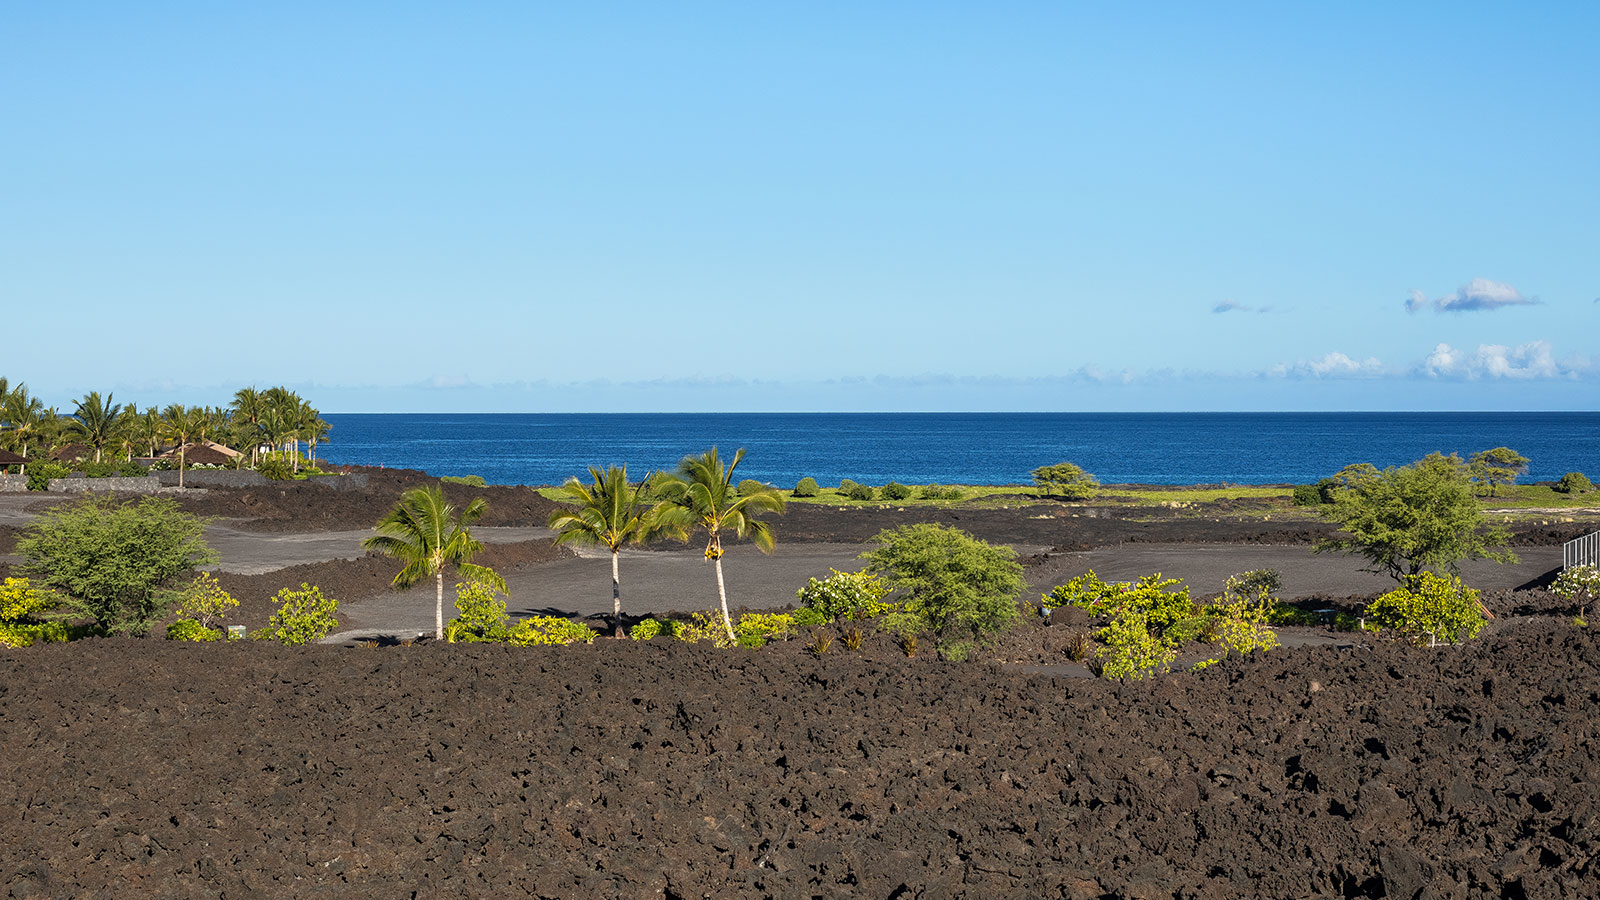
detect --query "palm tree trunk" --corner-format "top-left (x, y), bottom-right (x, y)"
top-left (435, 571), bottom-right (445, 641)
top-left (612, 550), bottom-right (623, 638)
top-left (714, 556), bottom-right (735, 643)
top-left (178, 445), bottom-right (186, 488)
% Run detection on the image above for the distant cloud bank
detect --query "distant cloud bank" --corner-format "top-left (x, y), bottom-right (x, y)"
top-left (1212, 300), bottom-right (1270, 314)
top-left (1417, 341), bottom-right (1580, 379)
top-left (1268, 352), bottom-right (1386, 379)
top-left (1406, 278), bottom-right (1537, 313)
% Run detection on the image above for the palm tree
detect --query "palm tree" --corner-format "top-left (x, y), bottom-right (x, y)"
top-left (134, 405), bottom-right (162, 457)
top-left (68, 391), bottom-right (126, 463)
top-left (2, 393), bottom-right (44, 473)
top-left (654, 447), bottom-right (786, 642)
top-left (159, 404), bottom-right (206, 488)
top-left (231, 387), bottom-right (264, 464)
top-left (363, 485), bottom-right (507, 640)
top-left (548, 465), bottom-right (665, 637)
top-left (302, 409), bottom-right (331, 469)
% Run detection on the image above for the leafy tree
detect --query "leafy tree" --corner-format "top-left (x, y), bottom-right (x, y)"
top-left (364, 485), bottom-right (507, 641)
top-left (861, 523), bottom-right (1023, 654)
top-left (67, 391), bottom-right (127, 463)
top-left (231, 386), bottom-right (265, 464)
top-left (793, 477), bottom-right (820, 497)
top-left (1468, 446), bottom-right (1529, 497)
top-left (547, 465), bottom-right (666, 637)
top-left (1, 385), bottom-right (46, 472)
top-left (652, 447), bottom-right (786, 643)
top-left (17, 495), bottom-right (217, 635)
top-left (1031, 462), bottom-right (1099, 499)
top-left (1314, 452), bottom-right (1516, 582)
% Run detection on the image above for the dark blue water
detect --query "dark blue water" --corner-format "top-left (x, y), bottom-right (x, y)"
top-left (316, 412), bottom-right (1600, 488)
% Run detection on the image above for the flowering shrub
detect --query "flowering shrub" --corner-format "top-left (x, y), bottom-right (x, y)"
top-left (797, 568), bottom-right (893, 622)
top-left (1366, 572), bottom-right (1485, 646)
top-left (1551, 565), bottom-right (1600, 624)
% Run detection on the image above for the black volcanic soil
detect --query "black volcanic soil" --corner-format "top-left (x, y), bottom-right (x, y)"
top-left (4, 623), bottom-right (1600, 899)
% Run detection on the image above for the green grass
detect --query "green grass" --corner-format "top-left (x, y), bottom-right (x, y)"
top-left (1475, 483), bottom-right (1600, 509)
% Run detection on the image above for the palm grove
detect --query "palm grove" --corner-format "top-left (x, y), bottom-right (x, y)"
top-left (0, 379), bottom-right (331, 483)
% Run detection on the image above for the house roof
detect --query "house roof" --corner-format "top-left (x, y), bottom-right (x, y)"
top-left (158, 439), bottom-right (242, 461)
top-left (0, 449), bottom-right (26, 465)
top-left (175, 443), bottom-right (235, 466)
top-left (52, 443), bottom-right (92, 461)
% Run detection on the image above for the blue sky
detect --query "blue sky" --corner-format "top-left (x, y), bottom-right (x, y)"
top-left (3, 2), bottom-right (1596, 412)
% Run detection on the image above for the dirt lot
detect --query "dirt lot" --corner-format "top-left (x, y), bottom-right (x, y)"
top-left (3, 622), bottom-right (1599, 899)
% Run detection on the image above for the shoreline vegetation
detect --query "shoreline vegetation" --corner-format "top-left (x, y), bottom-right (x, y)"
top-left (4, 383), bottom-right (1600, 894)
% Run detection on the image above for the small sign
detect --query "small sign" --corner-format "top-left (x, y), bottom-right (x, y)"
top-left (227, 625), bottom-right (247, 640)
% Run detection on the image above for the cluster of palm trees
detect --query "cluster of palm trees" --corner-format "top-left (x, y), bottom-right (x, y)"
top-left (363, 447), bottom-right (784, 644)
top-left (548, 447), bottom-right (785, 641)
top-left (0, 378), bottom-right (329, 482)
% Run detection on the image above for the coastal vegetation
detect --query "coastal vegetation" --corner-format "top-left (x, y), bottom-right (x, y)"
top-left (363, 485), bottom-right (507, 641)
top-left (547, 465), bottom-right (666, 637)
top-left (17, 495), bottom-right (217, 636)
top-left (652, 447), bottom-right (787, 643)
top-left (1031, 461), bottom-right (1099, 499)
top-left (0, 376), bottom-right (330, 478)
top-left (1313, 452), bottom-right (1516, 581)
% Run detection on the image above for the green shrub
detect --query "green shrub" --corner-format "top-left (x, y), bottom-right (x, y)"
top-left (735, 612), bottom-right (797, 648)
top-left (26, 461), bottom-right (70, 491)
top-left (117, 460), bottom-right (148, 477)
top-left (1095, 608), bottom-right (1176, 680)
top-left (17, 495), bottom-right (216, 635)
top-left (1291, 484), bottom-right (1323, 506)
top-left (253, 583), bottom-right (339, 646)
top-left (919, 485), bottom-right (964, 500)
top-left (629, 618), bottom-right (668, 640)
top-left (862, 524), bottom-right (1023, 650)
top-left (791, 606), bottom-right (828, 627)
top-left (880, 482), bottom-right (913, 501)
top-left (1555, 472), bottom-right (1594, 494)
top-left (793, 477), bottom-right (820, 497)
top-left (672, 610), bottom-right (732, 645)
top-left (166, 618), bottom-right (222, 641)
top-left (797, 568), bottom-right (893, 622)
top-left (506, 616), bottom-right (596, 646)
top-left (167, 572), bottom-right (239, 630)
top-left (82, 460), bottom-right (120, 478)
top-left (737, 478), bottom-right (771, 496)
top-left (257, 458), bottom-right (293, 481)
top-left (441, 474), bottom-right (488, 487)
top-left (0, 577), bottom-right (74, 648)
top-left (843, 482), bottom-right (876, 501)
top-left (837, 478), bottom-right (859, 493)
top-left (1365, 572), bottom-right (1486, 646)
top-left (446, 578), bottom-right (512, 642)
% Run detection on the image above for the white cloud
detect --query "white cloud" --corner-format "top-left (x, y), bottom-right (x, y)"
top-left (1212, 300), bottom-right (1271, 314)
top-left (1406, 278), bottom-right (1538, 313)
top-left (1268, 352), bottom-right (1386, 379)
top-left (1419, 341), bottom-right (1565, 379)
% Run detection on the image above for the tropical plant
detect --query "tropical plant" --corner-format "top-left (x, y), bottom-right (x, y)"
top-left (363, 485), bottom-right (507, 640)
top-left (17, 495), bottom-right (217, 635)
top-left (0, 577), bottom-right (73, 647)
top-left (1468, 446), bottom-right (1529, 497)
top-left (1315, 452), bottom-right (1516, 582)
top-left (881, 481), bottom-right (913, 501)
top-left (505, 616), bottom-right (596, 646)
top-left (25, 461), bottom-right (69, 491)
top-left (231, 387), bottom-right (265, 464)
top-left (652, 447), bottom-right (786, 643)
top-left (159, 404), bottom-right (206, 488)
top-left (1365, 572), bottom-right (1486, 646)
top-left (793, 477), bottom-right (820, 497)
top-left (167, 571), bottom-right (239, 630)
top-left (861, 523), bottom-right (1023, 651)
top-left (446, 576), bottom-right (512, 642)
top-left (547, 465), bottom-right (665, 637)
top-left (1, 386), bottom-right (46, 472)
top-left (843, 482), bottom-right (876, 501)
top-left (67, 391), bottom-right (126, 463)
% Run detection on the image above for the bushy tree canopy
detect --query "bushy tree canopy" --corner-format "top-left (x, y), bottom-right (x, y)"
top-left (1314, 452), bottom-right (1515, 581)
top-left (1031, 462), bottom-right (1098, 499)
top-left (18, 495), bottom-right (217, 635)
top-left (862, 524), bottom-right (1022, 649)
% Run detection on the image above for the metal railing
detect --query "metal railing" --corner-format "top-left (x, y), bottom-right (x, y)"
top-left (1565, 530), bottom-right (1600, 570)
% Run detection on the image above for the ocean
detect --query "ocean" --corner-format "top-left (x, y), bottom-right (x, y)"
top-left (315, 412), bottom-right (1600, 488)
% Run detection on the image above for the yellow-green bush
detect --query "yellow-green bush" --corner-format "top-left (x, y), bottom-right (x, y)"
top-left (253, 584), bottom-right (339, 646)
top-left (736, 612), bottom-right (797, 647)
top-left (169, 572), bottom-right (239, 631)
top-left (446, 578), bottom-right (512, 642)
top-left (0, 577), bottom-right (73, 648)
top-left (166, 618), bottom-right (222, 642)
top-left (506, 616), bottom-right (596, 646)
top-left (1366, 572), bottom-right (1486, 646)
